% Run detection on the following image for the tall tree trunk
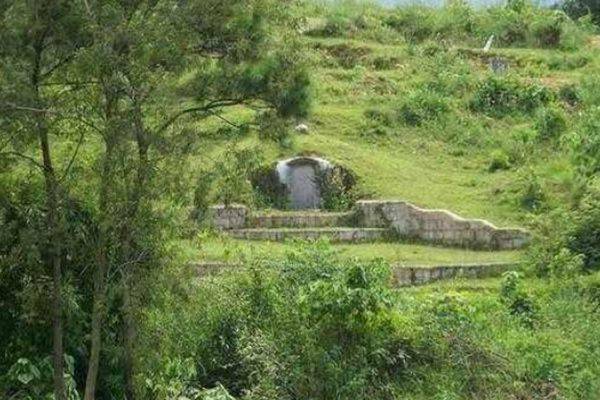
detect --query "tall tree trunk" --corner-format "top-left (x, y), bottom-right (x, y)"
top-left (32, 45), bottom-right (67, 400)
top-left (40, 130), bottom-right (67, 400)
top-left (122, 270), bottom-right (136, 400)
top-left (119, 98), bottom-right (150, 400)
top-left (83, 245), bottom-right (107, 400)
top-left (84, 92), bottom-right (118, 400)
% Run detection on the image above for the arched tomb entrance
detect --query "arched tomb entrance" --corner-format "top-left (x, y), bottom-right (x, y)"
top-left (276, 156), bottom-right (332, 210)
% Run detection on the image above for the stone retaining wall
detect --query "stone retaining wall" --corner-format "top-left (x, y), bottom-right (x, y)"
top-left (208, 204), bottom-right (248, 229)
top-left (193, 261), bottom-right (519, 286)
top-left (208, 201), bottom-right (530, 250)
top-left (355, 200), bottom-right (530, 250)
top-left (391, 262), bottom-right (515, 286)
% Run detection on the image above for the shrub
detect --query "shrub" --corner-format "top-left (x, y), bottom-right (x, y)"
top-left (364, 108), bottom-right (395, 127)
top-left (531, 12), bottom-right (564, 48)
top-left (317, 165), bottom-right (358, 211)
top-left (315, 42), bottom-right (371, 69)
top-left (547, 53), bottom-right (589, 70)
top-left (547, 248), bottom-right (585, 278)
top-left (573, 106), bottom-right (600, 177)
top-left (470, 76), bottom-right (551, 117)
top-left (488, 150), bottom-right (511, 172)
top-left (250, 164), bottom-right (288, 209)
top-left (505, 127), bottom-right (538, 165)
top-left (313, 14), bottom-right (356, 37)
top-left (385, 7), bottom-right (435, 43)
top-left (563, 0), bottom-right (600, 25)
top-left (212, 145), bottom-right (263, 206)
top-left (527, 179), bottom-right (599, 276)
top-left (142, 247), bottom-right (413, 400)
top-left (371, 56), bottom-right (399, 70)
top-left (485, 7), bottom-right (529, 46)
top-left (398, 89), bottom-right (450, 126)
top-left (534, 106), bottom-right (567, 140)
top-left (568, 180), bottom-right (600, 270)
top-left (519, 172), bottom-right (546, 211)
top-left (558, 84), bottom-right (582, 106)
top-left (500, 271), bottom-right (537, 328)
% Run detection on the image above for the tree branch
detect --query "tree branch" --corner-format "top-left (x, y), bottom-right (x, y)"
top-left (153, 99), bottom-right (243, 136)
top-left (208, 110), bottom-right (243, 129)
top-left (41, 54), bottom-right (76, 80)
top-left (0, 102), bottom-right (57, 114)
top-left (0, 151), bottom-right (44, 170)
top-left (59, 130), bottom-right (86, 182)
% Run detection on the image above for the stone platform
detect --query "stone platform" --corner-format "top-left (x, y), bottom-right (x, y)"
top-left (207, 200), bottom-right (530, 250)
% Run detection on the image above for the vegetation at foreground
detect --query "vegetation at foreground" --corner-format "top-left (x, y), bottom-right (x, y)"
top-left (1, 0), bottom-right (307, 399)
top-left (0, 0), bottom-right (599, 399)
top-left (140, 244), bottom-right (600, 399)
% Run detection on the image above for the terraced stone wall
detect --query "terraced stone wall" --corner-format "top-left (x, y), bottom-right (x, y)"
top-left (208, 204), bottom-right (248, 229)
top-left (355, 200), bottom-right (530, 250)
top-left (208, 201), bottom-right (531, 250)
top-left (391, 263), bottom-right (516, 286)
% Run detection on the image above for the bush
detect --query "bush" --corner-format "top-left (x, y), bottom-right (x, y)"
top-left (568, 180), bottom-right (600, 270)
top-left (398, 89), bottom-right (450, 126)
top-left (212, 145), bottom-right (264, 206)
top-left (364, 108), bottom-right (395, 127)
top-left (470, 76), bottom-right (551, 117)
top-left (527, 178), bottom-right (599, 276)
top-left (385, 7), bottom-right (435, 43)
top-left (250, 164), bottom-right (288, 209)
top-left (531, 12), bottom-right (564, 48)
top-left (318, 14), bottom-right (356, 37)
top-left (317, 165), bottom-right (359, 211)
top-left (558, 84), bottom-right (582, 106)
top-left (315, 42), bottom-right (371, 69)
top-left (500, 271), bottom-right (538, 328)
top-left (140, 246), bottom-right (413, 400)
top-left (563, 0), bottom-right (600, 25)
top-left (488, 150), bottom-right (511, 172)
top-left (519, 172), bottom-right (546, 211)
top-left (535, 106), bottom-right (567, 140)
top-left (573, 106), bottom-right (600, 177)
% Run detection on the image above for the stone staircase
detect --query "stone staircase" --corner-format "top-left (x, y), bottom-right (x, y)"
top-left (229, 210), bottom-right (391, 243)
top-left (208, 201), bottom-right (531, 250)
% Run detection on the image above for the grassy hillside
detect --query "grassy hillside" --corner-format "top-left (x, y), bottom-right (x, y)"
top-left (187, 1), bottom-right (598, 230)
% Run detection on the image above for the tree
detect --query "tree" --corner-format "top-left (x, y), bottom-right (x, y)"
top-left (0, 2), bottom-right (90, 399)
top-left (563, 0), bottom-right (600, 25)
top-left (78, 0), bottom-right (310, 398)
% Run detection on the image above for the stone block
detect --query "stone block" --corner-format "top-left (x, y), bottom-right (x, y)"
top-left (208, 204), bottom-right (248, 230)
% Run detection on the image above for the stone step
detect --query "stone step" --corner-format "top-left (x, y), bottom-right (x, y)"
top-left (226, 227), bottom-right (391, 242)
top-left (246, 211), bottom-right (355, 228)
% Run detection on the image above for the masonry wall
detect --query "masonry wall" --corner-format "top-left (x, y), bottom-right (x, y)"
top-left (208, 204), bottom-right (248, 229)
top-left (208, 200), bottom-right (531, 250)
top-left (355, 200), bottom-right (530, 250)
top-left (194, 261), bottom-right (519, 287)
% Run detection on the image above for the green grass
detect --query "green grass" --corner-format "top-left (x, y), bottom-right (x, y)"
top-left (186, 36), bottom-right (599, 229)
top-left (184, 235), bottom-right (524, 266)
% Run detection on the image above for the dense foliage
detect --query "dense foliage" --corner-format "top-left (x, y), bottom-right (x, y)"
top-left (140, 244), bottom-right (600, 399)
top-left (1, 0), bottom-right (599, 399)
